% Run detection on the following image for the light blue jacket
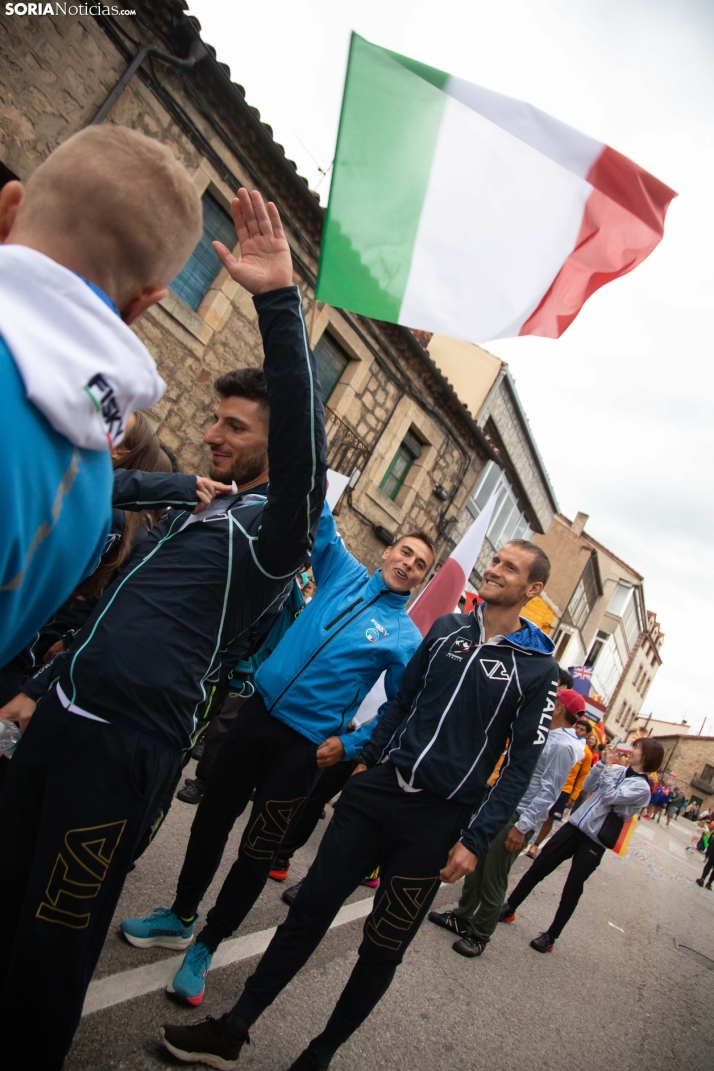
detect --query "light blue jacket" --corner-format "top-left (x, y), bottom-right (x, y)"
top-left (0, 338), bottom-right (112, 665)
top-left (256, 502), bottom-right (423, 759)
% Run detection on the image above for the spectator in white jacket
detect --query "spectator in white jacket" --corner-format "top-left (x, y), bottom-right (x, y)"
top-left (499, 735), bottom-right (665, 952)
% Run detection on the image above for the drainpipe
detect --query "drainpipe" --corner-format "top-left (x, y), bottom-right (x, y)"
top-left (89, 35), bottom-right (208, 126)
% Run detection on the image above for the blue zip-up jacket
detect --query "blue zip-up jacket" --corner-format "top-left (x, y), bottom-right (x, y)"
top-left (0, 337), bottom-right (112, 667)
top-left (256, 501), bottom-right (423, 759)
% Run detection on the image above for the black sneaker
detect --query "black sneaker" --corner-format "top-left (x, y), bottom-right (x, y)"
top-left (192, 736), bottom-right (207, 761)
top-left (499, 901), bottom-right (516, 923)
top-left (160, 1014), bottom-right (249, 1069)
top-left (452, 935), bottom-right (485, 958)
top-left (530, 932), bottom-right (555, 953)
top-left (282, 877), bottom-right (305, 906)
top-left (177, 780), bottom-right (205, 805)
top-left (696, 878), bottom-right (705, 887)
top-left (288, 1048), bottom-right (330, 1070)
top-left (428, 910), bottom-right (468, 937)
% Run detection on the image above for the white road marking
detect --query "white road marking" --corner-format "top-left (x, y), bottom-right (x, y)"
top-left (636, 838), bottom-right (703, 875)
top-left (666, 820), bottom-right (695, 841)
top-left (634, 824), bottom-right (654, 841)
top-left (82, 895), bottom-right (374, 1018)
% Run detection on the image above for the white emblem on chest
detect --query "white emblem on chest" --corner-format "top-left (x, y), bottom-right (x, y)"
top-left (480, 659), bottom-right (510, 681)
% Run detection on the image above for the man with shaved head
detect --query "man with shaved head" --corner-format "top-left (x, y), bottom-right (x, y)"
top-left (0, 125), bottom-right (203, 664)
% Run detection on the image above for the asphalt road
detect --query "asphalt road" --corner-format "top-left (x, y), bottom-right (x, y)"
top-left (66, 771), bottom-right (714, 1071)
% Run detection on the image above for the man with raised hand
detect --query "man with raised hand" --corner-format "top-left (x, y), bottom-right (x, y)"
top-left (121, 504), bottom-right (434, 1005)
top-left (160, 538), bottom-right (558, 1071)
top-left (0, 187), bottom-right (326, 1071)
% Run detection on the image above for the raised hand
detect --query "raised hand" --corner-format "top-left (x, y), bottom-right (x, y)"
top-left (213, 188), bottom-right (293, 296)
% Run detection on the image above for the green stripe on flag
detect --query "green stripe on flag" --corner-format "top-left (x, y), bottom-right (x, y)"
top-left (316, 34), bottom-right (447, 322)
top-left (382, 47), bottom-right (449, 91)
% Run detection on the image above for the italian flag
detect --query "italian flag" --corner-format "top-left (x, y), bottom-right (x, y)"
top-left (316, 34), bottom-right (677, 342)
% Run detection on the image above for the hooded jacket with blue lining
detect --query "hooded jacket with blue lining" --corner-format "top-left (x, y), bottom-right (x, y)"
top-left (0, 259), bottom-right (165, 669)
top-left (256, 501), bottom-right (423, 759)
top-left (359, 604), bottom-right (559, 859)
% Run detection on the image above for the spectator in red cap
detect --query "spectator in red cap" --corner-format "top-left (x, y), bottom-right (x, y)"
top-left (557, 689), bottom-right (587, 717)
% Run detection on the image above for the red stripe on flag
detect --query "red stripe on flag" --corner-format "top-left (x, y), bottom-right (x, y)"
top-left (408, 557), bottom-right (466, 637)
top-left (587, 145), bottom-right (676, 237)
top-left (519, 147), bottom-right (677, 339)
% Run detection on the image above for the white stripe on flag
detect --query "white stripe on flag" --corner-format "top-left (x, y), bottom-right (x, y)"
top-left (445, 76), bottom-right (604, 178)
top-left (399, 94), bottom-right (593, 342)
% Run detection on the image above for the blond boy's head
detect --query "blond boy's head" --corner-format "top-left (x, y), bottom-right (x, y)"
top-left (0, 126), bottom-right (203, 322)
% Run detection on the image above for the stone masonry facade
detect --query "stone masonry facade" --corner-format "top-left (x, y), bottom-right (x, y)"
top-left (1, 3), bottom-right (497, 574)
top-left (658, 736), bottom-right (714, 810)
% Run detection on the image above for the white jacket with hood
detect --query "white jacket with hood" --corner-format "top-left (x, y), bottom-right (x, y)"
top-left (568, 761), bottom-right (650, 848)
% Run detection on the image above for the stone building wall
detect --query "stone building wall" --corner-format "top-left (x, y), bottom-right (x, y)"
top-left (0, 13), bottom-right (126, 176)
top-left (658, 736), bottom-right (714, 809)
top-left (1, 4), bottom-right (492, 574)
top-left (534, 514), bottom-right (594, 617)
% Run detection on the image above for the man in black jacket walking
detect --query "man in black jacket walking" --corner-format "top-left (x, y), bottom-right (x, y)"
top-left (161, 537), bottom-right (559, 1070)
top-left (0, 189), bottom-right (327, 1071)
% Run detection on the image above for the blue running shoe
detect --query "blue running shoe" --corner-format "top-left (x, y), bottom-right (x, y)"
top-left (168, 942), bottom-right (213, 1006)
top-left (120, 908), bottom-right (196, 950)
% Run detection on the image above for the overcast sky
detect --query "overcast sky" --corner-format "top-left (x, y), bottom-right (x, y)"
top-left (187, 0), bottom-right (714, 732)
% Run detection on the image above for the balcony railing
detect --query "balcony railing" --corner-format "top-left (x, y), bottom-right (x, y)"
top-left (325, 408), bottom-right (370, 482)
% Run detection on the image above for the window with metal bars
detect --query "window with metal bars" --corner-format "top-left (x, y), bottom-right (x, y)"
top-left (380, 430), bottom-right (423, 501)
top-left (169, 192), bottom-right (236, 311)
top-left (314, 333), bottom-right (350, 402)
